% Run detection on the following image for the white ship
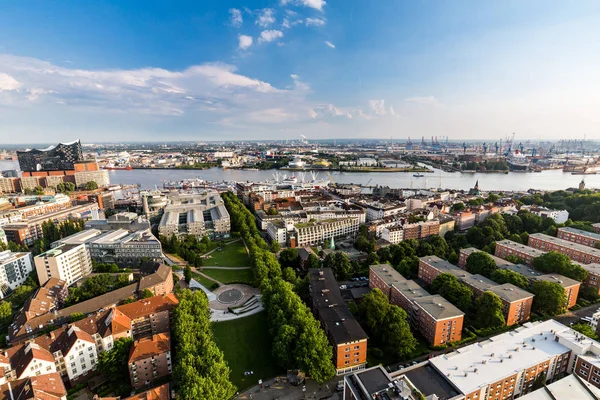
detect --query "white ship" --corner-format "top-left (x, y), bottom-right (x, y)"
top-left (506, 151), bottom-right (530, 171)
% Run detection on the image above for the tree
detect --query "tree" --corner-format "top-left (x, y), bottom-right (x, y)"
top-left (270, 241), bottom-right (281, 253)
top-left (0, 301), bottom-right (12, 333)
top-left (531, 372), bottom-right (547, 391)
top-left (465, 252), bottom-right (497, 277)
top-left (85, 180), bottom-right (99, 190)
top-left (431, 274), bottom-right (473, 311)
top-left (69, 312), bottom-right (85, 323)
top-left (140, 289), bottom-right (154, 299)
top-left (530, 281), bottom-right (567, 316)
top-left (532, 252), bottom-right (588, 281)
top-left (486, 193), bottom-right (499, 203)
top-left (307, 253), bottom-right (321, 269)
top-left (98, 337), bottom-right (133, 396)
top-left (279, 248), bottom-right (300, 270)
top-left (359, 289), bottom-right (390, 333)
top-left (381, 306), bottom-right (417, 357)
top-left (475, 292), bottom-right (505, 329)
top-left (174, 290), bottom-right (236, 399)
top-left (505, 254), bottom-right (524, 264)
top-left (451, 203), bottom-right (466, 212)
top-left (323, 252), bottom-right (351, 280)
top-left (33, 185), bottom-right (44, 195)
top-left (572, 323), bottom-right (599, 340)
top-left (282, 267), bottom-right (298, 285)
top-left (490, 269), bottom-right (529, 289)
top-left (184, 265), bottom-right (192, 283)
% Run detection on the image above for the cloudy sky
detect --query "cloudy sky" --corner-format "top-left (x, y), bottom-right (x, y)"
top-left (0, 1), bottom-right (599, 143)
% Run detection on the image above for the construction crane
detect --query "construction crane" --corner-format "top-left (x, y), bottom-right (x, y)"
top-left (462, 142), bottom-right (467, 154)
top-left (326, 171), bottom-right (337, 188)
top-left (483, 142), bottom-right (488, 155)
top-left (494, 142), bottom-right (499, 154)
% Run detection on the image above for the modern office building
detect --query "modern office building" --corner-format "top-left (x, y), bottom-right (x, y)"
top-left (158, 191), bottom-right (230, 239)
top-left (370, 264), bottom-right (465, 346)
top-left (34, 243), bottom-right (92, 286)
top-left (17, 140), bottom-right (83, 173)
top-left (52, 228), bottom-right (162, 266)
top-left (308, 268), bottom-right (368, 375)
top-left (528, 233), bottom-right (600, 264)
top-left (0, 250), bottom-right (34, 299)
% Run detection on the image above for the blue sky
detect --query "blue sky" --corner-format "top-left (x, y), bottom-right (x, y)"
top-left (0, 0), bottom-right (599, 143)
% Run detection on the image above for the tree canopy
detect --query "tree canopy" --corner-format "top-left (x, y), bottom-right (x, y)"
top-left (323, 252), bottom-right (351, 280)
top-left (466, 252), bottom-right (497, 277)
top-left (532, 252), bottom-right (588, 282)
top-left (474, 292), bottom-right (505, 330)
top-left (98, 337), bottom-right (133, 396)
top-left (431, 273), bottom-right (473, 312)
top-left (530, 281), bottom-right (567, 316)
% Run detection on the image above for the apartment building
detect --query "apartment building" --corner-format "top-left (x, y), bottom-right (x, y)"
top-left (2, 203), bottom-right (99, 246)
top-left (53, 228), bottom-right (163, 266)
top-left (519, 374), bottom-right (600, 400)
top-left (266, 221), bottom-right (288, 245)
top-left (294, 218), bottom-right (360, 247)
top-left (370, 265), bottom-right (464, 346)
top-left (118, 294), bottom-right (178, 340)
top-left (158, 191), bottom-right (230, 239)
top-left (0, 372), bottom-right (67, 400)
top-left (494, 240), bottom-right (545, 265)
top-left (454, 210), bottom-right (476, 231)
top-left (128, 333), bottom-right (172, 390)
top-left (354, 200), bottom-right (406, 222)
top-left (7, 342), bottom-right (57, 380)
top-left (418, 256), bottom-right (534, 325)
top-left (557, 227), bottom-right (600, 249)
top-left (381, 226), bottom-right (404, 244)
top-left (34, 243), bottom-right (92, 286)
top-left (0, 250), bottom-right (34, 299)
top-left (308, 268), bottom-right (368, 375)
top-left (528, 233), bottom-right (600, 264)
top-left (429, 319), bottom-right (600, 398)
top-left (49, 326), bottom-right (98, 383)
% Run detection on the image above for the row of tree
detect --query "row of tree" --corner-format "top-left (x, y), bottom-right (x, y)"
top-left (222, 192), bottom-right (336, 382)
top-left (520, 190), bottom-right (600, 223)
top-left (173, 290), bottom-right (236, 399)
top-left (31, 219), bottom-right (86, 255)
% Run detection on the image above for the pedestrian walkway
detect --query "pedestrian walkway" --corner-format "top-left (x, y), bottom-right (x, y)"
top-left (236, 375), bottom-right (342, 400)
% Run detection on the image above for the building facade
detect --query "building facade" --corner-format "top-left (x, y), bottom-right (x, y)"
top-left (0, 251), bottom-right (34, 299)
top-left (34, 243), bottom-right (92, 286)
top-left (128, 333), bottom-right (172, 390)
top-left (528, 233), bottom-right (600, 264)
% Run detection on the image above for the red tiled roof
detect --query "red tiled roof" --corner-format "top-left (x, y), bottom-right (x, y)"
top-left (128, 333), bottom-right (170, 363)
top-left (117, 294), bottom-right (178, 320)
top-left (124, 383), bottom-right (170, 400)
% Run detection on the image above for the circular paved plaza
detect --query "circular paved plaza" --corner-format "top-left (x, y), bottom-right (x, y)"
top-left (217, 288), bottom-right (243, 304)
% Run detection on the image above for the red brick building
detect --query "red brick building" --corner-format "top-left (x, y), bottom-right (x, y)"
top-left (557, 227), bottom-right (600, 248)
top-left (370, 264), bottom-right (464, 346)
top-left (128, 333), bottom-right (172, 390)
top-left (494, 240), bottom-right (545, 265)
top-left (528, 233), bottom-right (600, 264)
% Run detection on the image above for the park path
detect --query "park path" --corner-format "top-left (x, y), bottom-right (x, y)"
top-left (201, 266), bottom-right (251, 270)
top-left (190, 266), bottom-right (225, 286)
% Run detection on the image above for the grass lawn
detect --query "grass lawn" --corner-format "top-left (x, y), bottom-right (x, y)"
top-left (202, 268), bottom-right (255, 286)
top-left (205, 241), bottom-right (250, 268)
top-left (191, 272), bottom-right (219, 290)
top-left (212, 311), bottom-right (283, 391)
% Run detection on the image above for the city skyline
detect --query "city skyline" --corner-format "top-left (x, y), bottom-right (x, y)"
top-left (0, 1), bottom-right (599, 143)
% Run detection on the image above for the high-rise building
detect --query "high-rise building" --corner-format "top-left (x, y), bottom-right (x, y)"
top-left (17, 140), bottom-right (83, 172)
top-left (33, 243), bottom-right (92, 286)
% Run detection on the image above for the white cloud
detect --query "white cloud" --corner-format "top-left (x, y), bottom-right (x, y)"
top-left (0, 72), bottom-right (20, 91)
top-left (238, 35), bottom-right (253, 50)
top-left (258, 30), bottom-right (284, 44)
top-left (305, 17), bottom-right (326, 27)
top-left (324, 41), bottom-right (335, 49)
top-left (369, 99), bottom-right (387, 115)
top-left (404, 96), bottom-right (440, 105)
top-left (290, 74), bottom-right (310, 91)
top-left (229, 8), bottom-right (243, 27)
top-left (310, 104), bottom-right (352, 119)
top-left (281, 0), bottom-right (326, 11)
top-left (256, 8), bottom-right (275, 28)
top-left (282, 17), bottom-right (303, 29)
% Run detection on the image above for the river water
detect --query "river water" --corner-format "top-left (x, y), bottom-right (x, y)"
top-left (1, 160), bottom-right (598, 192)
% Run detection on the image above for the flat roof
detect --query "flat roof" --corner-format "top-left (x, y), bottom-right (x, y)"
top-left (413, 295), bottom-right (464, 320)
top-left (308, 268), bottom-right (368, 344)
top-left (430, 320), bottom-right (579, 395)
top-left (530, 233), bottom-right (600, 257)
top-left (369, 264), bottom-right (407, 287)
top-left (403, 364), bottom-right (461, 399)
top-left (495, 240), bottom-right (545, 257)
top-left (53, 229), bottom-right (103, 246)
top-left (519, 374), bottom-right (600, 400)
top-left (488, 283), bottom-right (534, 303)
top-left (502, 263), bottom-right (544, 278)
top-left (420, 256), bottom-right (464, 274)
top-left (558, 227), bottom-right (600, 241)
top-left (392, 279), bottom-right (430, 301)
top-left (533, 273), bottom-right (580, 288)
top-left (461, 274), bottom-right (496, 292)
